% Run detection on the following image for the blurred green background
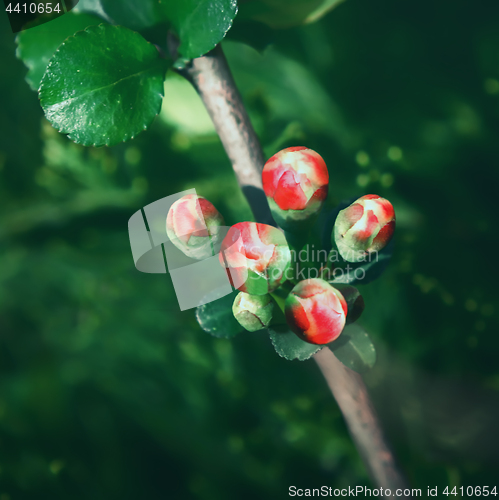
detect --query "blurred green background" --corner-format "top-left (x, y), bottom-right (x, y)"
top-left (1, 0), bottom-right (499, 498)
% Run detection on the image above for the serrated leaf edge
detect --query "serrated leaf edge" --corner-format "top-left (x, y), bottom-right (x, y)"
top-left (268, 328), bottom-right (323, 361)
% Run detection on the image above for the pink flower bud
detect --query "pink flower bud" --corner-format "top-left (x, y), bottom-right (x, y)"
top-left (220, 222), bottom-right (291, 295)
top-left (333, 195), bottom-right (395, 262)
top-left (166, 194), bottom-right (225, 259)
top-left (262, 147), bottom-right (329, 229)
top-left (285, 279), bottom-right (347, 345)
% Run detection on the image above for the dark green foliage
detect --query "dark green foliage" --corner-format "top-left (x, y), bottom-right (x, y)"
top-left (74, 0), bottom-right (165, 29)
top-left (196, 291), bottom-right (243, 338)
top-left (2, 0), bottom-right (499, 497)
top-left (15, 12), bottom-right (104, 90)
top-left (99, 0), bottom-right (165, 31)
top-left (239, 0), bottom-right (345, 28)
top-left (17, 1), bottom-right (240, 147)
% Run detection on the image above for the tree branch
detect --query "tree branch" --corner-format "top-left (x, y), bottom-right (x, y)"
top-left (176, 41), bottom-right (411, 499)
top-left (314, 348), bottom-right (411, 497)
top-left (172, 41), bottom-right (274, 226)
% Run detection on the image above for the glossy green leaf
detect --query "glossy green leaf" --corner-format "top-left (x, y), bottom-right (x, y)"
top-left (162, 0), bottom-right (238, 59)
top-left (329, 323), bottom-right (376, 373)
top-left (39, 24), bottom-right (168, 147)
top-left (239, 0), bottom-right (345, 28)
top-left (196, 291), bottom-right (243, 338)
top-left (15, 13), bottom-right (104, 91)
top-left (268, 326), bottom-right (322, 361)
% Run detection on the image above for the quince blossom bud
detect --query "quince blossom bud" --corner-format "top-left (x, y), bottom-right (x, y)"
top-left (335, 285), bottom-right (365, 325)
top-left (220, 222), bottom-right (291, 295)
top-left (262, 147), bottom-right (329, 229)
top-left (166, 194), bottom-right (225, 260)
top-left (233, 292), bottom-right (274, 332)
top-left (285, 279), bottom-right (347, 345)
top-left (333, 195), bottom-right (395, 263)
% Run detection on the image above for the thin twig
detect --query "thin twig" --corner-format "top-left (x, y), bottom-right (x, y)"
top-left (169, 38), bottom-right (274, 225)
top-left (174, 40), bottom-right (411, 498)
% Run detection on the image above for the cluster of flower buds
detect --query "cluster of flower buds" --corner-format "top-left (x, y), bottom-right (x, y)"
top-left (166, 194), bottom-right (225, 260)
top-left (168, 148), bottom-right (395, 351)
top-left (220, 222), bottom-right (291, 295)
top-left (333, 194), bottom-right (395, 262)
top-left (262, 146), bottom-right (329, 230)
top-left (233, 292), bottom-right (274, 332)
top-left (285, 279), bottom-right (347, 345)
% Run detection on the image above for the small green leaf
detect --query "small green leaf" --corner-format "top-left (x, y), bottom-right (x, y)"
top-left (196, 290), bottom-right (243, 338)
top-left (15, 12), bottom-right (104, 91)
top-left (162, 0), bottom-right (238, 59)
top-left (329, 323), bottom-right (376, 373)
top-left (268, 326), bottom-right (322, 361)
top-left (39, 24), bottom-right (168, 147)
top-left (239, 0), bottom-right (345, 29)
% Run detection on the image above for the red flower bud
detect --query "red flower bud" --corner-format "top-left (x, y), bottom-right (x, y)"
top-left (262, 147), bottom-right (329, 229)
top-left (166, 194), bottom-right (225, 259)
top-left (334, 194), bottom-right (395, 262)
top-left (220, 222), bottom-right (291, 295)
top-left (285, 279), bottom-right (347, 345)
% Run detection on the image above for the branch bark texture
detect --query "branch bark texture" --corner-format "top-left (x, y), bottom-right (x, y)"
top-left (314, 348), bottom-right (411, 497)
top-left (175, 43), bottom-right (273, 225)
top-left (176, 41), bottom-right (411, 499)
